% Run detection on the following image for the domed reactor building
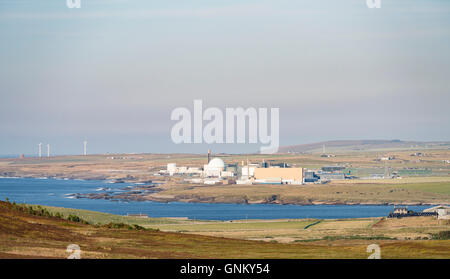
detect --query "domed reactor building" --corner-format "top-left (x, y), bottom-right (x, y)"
top-left (203, 158), bottom-right (226, 177)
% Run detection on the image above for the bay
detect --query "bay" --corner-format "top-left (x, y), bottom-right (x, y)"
top-left (0, 177), bottom-right (431, 220)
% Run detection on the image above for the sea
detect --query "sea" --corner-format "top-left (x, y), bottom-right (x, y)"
top-left (0, 177), bottom-right (431, 220)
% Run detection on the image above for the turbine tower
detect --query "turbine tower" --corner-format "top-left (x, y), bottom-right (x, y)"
top-left (83, 140), bottom-right (87, 156)
top-left (47, 144), bottom-right (50, 158)
top-left (38, 143), bottom-right (42, 158)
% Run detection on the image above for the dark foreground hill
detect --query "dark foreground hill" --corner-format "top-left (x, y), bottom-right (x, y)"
top-left (0, 201), bottom-right (448, 258)
top-left (278, 140), bottom-right (450, 154)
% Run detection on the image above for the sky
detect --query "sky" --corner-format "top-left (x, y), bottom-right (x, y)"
top-left (1, 0), bottom-right (449, 155)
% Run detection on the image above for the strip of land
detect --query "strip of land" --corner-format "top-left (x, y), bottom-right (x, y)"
top-left (139, 178), bottom-right (450, 205)
top-left (1, 149), bottom-right (449, 205)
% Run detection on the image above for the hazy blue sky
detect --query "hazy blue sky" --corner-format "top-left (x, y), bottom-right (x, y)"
top-left (1, 0), bottom-right (449, 155)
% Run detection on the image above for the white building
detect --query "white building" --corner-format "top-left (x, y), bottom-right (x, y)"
top-left (220, 171), bottom-right (235, 178)
top-left (167, 163), bottom-right (177, 176)
top-left (241, 164), bottom-right (259, 177)
top-left (203, 158), bottom-right (226, 177)
top-left (423, 205), bottom-right (450, 220)
top-left (203, 178), bottom-right (223, 185)
top-left (161, 156), bottom-right (234, 182)
top-left (162, 163), bottom-right (203, 176)
top-left (236, 179), bottom-right (253, 185)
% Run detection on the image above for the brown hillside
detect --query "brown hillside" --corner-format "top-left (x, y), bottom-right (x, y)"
top-left (0, 201), bottom-right (449, 259)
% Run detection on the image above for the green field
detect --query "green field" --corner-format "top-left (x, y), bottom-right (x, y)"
top-left (29, 205), bottom-right (187, 226)
top-left (400, 182), bottom-right (450, 195)
top-left (153, 220), bottom-right (315, 232)
top-left (155, 179), bottom-right (450, 205)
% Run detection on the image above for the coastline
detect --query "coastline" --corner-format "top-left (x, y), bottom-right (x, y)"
top-left (73, 185), bottom-right (447, 207)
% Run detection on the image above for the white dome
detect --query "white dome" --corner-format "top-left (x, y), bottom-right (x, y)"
top-left (208, 158), bottom-right (225, 169)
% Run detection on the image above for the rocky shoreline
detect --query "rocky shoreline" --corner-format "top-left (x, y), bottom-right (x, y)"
top-left (72, 188), bottom-right (443, 206)
top-left (72, 185), bottom-right (162, 202)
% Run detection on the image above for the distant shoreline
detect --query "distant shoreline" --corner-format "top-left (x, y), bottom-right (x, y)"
top-left (80, 193), bottom-right (444, 207)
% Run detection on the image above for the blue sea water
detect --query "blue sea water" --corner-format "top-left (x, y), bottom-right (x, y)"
top-left (0, 177), bottom-right (432, 220)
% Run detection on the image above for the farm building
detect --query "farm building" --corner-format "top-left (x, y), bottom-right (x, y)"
top-left (423, 205), bottom-right (450, 220)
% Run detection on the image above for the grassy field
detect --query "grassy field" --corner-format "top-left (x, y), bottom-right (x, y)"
top-left (401, 182), bottom-right (450, 195)
top-left (149, 178), bottom-right (450, 205)
top-left (148, 216), bottom-right (450, 243)
top-left (29, 205), bottom-right (188, 226)
top-left (0, 201), bottom-right (449, 259)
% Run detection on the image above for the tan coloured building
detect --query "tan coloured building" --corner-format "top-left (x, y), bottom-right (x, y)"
top-left (253, 167), bottom-right (303, 184)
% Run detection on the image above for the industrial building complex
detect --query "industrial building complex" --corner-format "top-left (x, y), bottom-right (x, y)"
top-left (158, 150), bottom-right (349, 185)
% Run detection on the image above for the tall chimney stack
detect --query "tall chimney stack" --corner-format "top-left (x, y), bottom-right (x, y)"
top-left (207, 149), bottom-right (211, 163)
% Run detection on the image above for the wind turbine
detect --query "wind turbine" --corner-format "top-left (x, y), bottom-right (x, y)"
top-left (38, 143), bottom-right (42, 158)
top-left (83, 140), bottom-right (87, 156)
